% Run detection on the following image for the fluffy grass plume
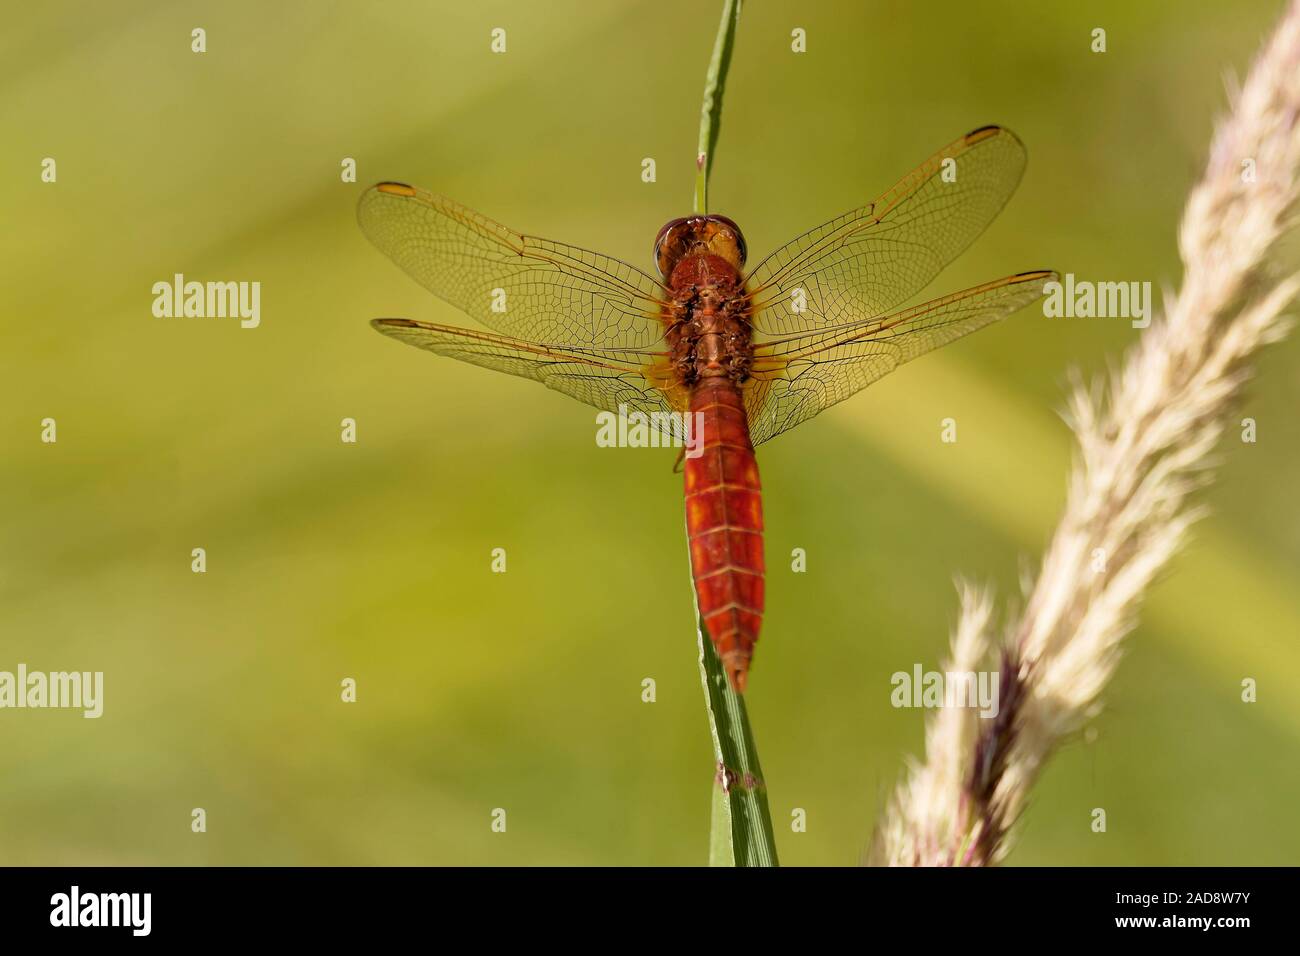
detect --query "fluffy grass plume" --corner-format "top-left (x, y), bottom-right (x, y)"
top-left (872, 0), bottom-right (1300, 866)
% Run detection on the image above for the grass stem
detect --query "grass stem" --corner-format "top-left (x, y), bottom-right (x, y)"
top-left (694, 0), bottom-right (742, 215)
top-left (687, 0), bottom-right (776, 868)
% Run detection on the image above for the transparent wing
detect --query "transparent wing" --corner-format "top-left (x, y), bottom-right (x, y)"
top-left (358, 183), bottom-right (671, 349)
top-left (371, 318), bottom-right (688, 425)
top-left (743, 271), bottom-right (1057, 445)
top-left (744, 126), bottom-right (1028, 335)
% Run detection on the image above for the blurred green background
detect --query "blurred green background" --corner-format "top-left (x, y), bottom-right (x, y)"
top-left (3, 0), bottom-right (1298, 866)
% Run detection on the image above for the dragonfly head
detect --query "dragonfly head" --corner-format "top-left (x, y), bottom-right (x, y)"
top-left (654, 215), bottom-right (747, 281)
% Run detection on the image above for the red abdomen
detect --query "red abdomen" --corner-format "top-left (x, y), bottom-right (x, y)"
top-left (684, 376), bottom-right (764, 691)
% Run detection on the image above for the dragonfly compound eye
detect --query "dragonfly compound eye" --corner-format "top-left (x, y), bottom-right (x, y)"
top-left (653, 217), bottom-right (690, 279)
top-left (706, 215), bottom-right (747, 268)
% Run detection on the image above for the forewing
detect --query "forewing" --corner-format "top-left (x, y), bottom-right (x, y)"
top-left (745, 127), bottom-right (1028, 334)
top-left (744, 271), bottom-right (1057, 445)
top-left (358, 183), bottom-right (670, 349)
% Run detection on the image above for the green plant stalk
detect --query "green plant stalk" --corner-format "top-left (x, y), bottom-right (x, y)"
top-left (690, 556), bottom-right (779, 866)
top-left (694, 0), bottom-right (742, 215)
top-left (687, 0), bottom-right (776, 869)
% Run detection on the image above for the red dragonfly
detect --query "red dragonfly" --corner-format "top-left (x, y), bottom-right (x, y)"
top-left (359, 125), bottom-right (1055, 693)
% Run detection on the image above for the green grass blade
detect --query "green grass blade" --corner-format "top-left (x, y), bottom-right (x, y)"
top-left (695, 610), bottom-right (779, 866)
top-left (686, 0), bottom-right (775, 869)
top-left (694, 0), bottom-right (743, 215)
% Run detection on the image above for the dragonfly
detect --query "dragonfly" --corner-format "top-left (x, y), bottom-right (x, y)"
top-left (359, 125), bottom-right (1056, 693)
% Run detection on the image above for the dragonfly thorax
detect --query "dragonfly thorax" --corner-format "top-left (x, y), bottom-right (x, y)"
top-left (666, 265), bottom-right (753, 384)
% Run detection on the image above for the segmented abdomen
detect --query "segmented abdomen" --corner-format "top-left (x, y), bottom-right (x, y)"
top-left (684, 376), bottom-right (764, 692)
